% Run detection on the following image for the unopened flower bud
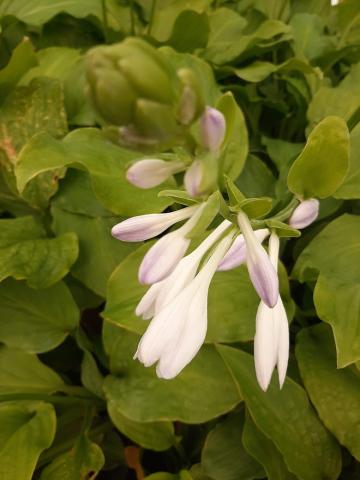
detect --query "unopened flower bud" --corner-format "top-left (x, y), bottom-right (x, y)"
top-left (289, 198), bottom-right (319, 229)
top-left (200, 107), bottom-right (226, 152)
top-left (184, 160), bottom-right (203, 197)
top-left (126, 159), bottom-right (185, 189)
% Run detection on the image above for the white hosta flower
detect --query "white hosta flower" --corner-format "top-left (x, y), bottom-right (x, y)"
top-left (184, 160), bottom-right (202, 197)
top-left (138, 203), bottom-right (205, 284)
top-left (126, 159), bottom-right (185, 189)
top-left (134, 234), bottom-right (233, 378)
top-left (136, 219), bottom-right (232, 317)
top-left (111, 205), bottom-right (198, 242)
top-left (289, 198), bottom-right (320, 229)
top-left (237, 211), bottom-right (279, 308)
top-left (200, 107), bottom-right (226, 152)
top-left (254, 232), bottom-right (289, 391)
top-left (217, 228), bottom-right (270, 271)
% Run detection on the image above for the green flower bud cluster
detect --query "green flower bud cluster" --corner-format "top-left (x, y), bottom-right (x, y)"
top-left (86, 38), bottom-right (204, 145)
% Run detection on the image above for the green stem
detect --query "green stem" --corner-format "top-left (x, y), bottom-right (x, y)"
top-left (130, 0), bottom-right (136, 35)
top-left (147, 0), bottom-right (157, 35)
top-left (101, 0), bottom-right (109, 43)
top-left (272, 196), bottom-right (299, 222)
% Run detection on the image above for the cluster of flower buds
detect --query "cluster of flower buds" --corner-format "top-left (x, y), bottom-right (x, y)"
top-left (112, 196), bottom-right (320, 390)
top-left (86, 38), bottom-right (204, 147)
top-left (124, 106), bottom-right (226, 197)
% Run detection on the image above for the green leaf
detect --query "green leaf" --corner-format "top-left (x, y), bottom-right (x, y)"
top-left (168, 11), bottom-right (209, 53)
top-left (232, 58), bottom-right (317, 83)
top-left (0, 216), bottom-right (78, 288)
top-left (205, 17), bottom-right (291, 65)
top-left (217, 345), bottom-right (342, 480)
top-left (15, 129), bottom-right (173, 216)
top-left (149, 0), bottom-right (208, 43)
top-left (145, 472), bottom-right (193, 480)
top-left (39, 434), bottom-right (105, 480)
top-left (0, 401), bottom-right (56, 480)
top-left (158, 189), bottom-right (200, 206)
top-left (307, 63), bottom-right (360, 129)
top-left (0, 346), bottom-right (65, 395)
top-left (201, 409), bottom-right (264, 480)
top-left (216, 92), bottom-right (249, 181)
top-left (102, 325), bottom-right (240, 423)
top-left (296, 324), bottom-right (360, 461)
top-left (0, 0), bottom-right (131, 29)
top-left (234, 197), bottom-right (273, 218)
top-left (287, 116), bottom-right (350, 199)
top-left (0, 38), bottom-right (37, 102)
top-left (236, 155), bottom-right (275, 198)
top-left (334, 122), bottom-right (360, 199)
top-left (0, 279), bottom-right (79, 353)
top-left (108, 401), bottom-right (175, 451)
top-left (290, 13), bottom-right (334, 61)
top-left (242, 411), bottom-right (297, 480)
top-left (264, 219), bottom-right (300, 238)
top-left (51, 205), bottom-right (136, 297)
top-left (20, 47), bottom-right (95, 125)
top-left (293, 214), bottom-right (360, 366)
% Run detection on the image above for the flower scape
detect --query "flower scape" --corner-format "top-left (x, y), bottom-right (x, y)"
top-left (0, 1), bottom-right (359, 479)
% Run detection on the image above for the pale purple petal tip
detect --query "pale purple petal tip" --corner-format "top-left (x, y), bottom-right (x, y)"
top-left (289, 198), bottom-right (320, 230)
top-left (184, 160), bottom-right (202, 197)
top-left (249, 260), bottom-right (279, 308)
top-left (200, 107), bottom-right (226, 152)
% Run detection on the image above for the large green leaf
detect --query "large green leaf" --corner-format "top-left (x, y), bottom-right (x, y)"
top-left (0, 38), bottom-right (37, 102)
top-left (236, 154), bottom-right (275, 198)
top-left (217, 345), bottom-right (341, 480)
top-left (296, 324), bottom-right (360, 461)
top-left (0, 216), bottom-right (78, 288)
top-left (108, 401), bottom-right (175, 451)
top-left (0, 347), bottom-right (65, 395)
top-left (216, 92), bottom-right (249, 182)
top-left (102, 324), bottom-right (240, 424)
top-left (52, 206), bottom-right (136, 297)
top-left (293, 214), bottom-right (360, 366)
top-left (334, 121), bottom-right (360, 199)
top-left (290, 13), bottom-right (333, 61)
top-left (307, 63), bottom-right (360, 129)
top-left (287, 116), bottom-right (350, 199)
top-left (0, 401), bottom-right (56, 480)
top-left (0, 279), bottom-right (79, 353)
top-left (15, 129), bottom-right (173, 216)
top-left (20, 47), bottom-right (95, 125)
top-left (39, 434), bottom-right (104, 479)
top-left (232, 58), bottom-right (316, 83)
top-left (242, 411), bottom-right (297, 480)
top-left (204, 11), bottom-right (291, 64)
top-left (201, 409), bottom-right (264, 480)
top-left (0, 0), bottom-right (132, 30)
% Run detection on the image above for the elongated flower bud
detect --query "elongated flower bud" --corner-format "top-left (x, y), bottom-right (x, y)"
top-left (217, 229), bottom-right (270, 271)
top-left (254, 231), bottom-right (289, 391)
top-left (200, 107), bottom-right (226, 152)
top-left (237, 212), bottom-right (279, 308)
top-left (184, 160), bottom-right (202, 197)
top-left (289, 198), bottom-right (320, 229)
top-left (111, 205), bottom-right (198, 242)
top-left (138, 204), bottom-right (205, 284)
top-left (126, 159), bottom-right (185, 189)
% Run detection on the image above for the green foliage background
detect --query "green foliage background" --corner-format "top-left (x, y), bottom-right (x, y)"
top-left (0, 0), bottom-right (359, 478)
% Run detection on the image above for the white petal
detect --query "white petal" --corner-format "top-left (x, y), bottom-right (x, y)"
top-left (135, 281), bottom-right (164, 319)
top-left (126, 159), bottom-right (183, 189)
top-left (138, 231), bottom-right (190, 284)
top-left (111, 205), bottom-right (198, 242)
top-left (254, 301), bottom-right (276, 392)
top-left (200, 107), bottom-right (226, 152)
top-left (276, 298), bottom-right (289, 388)
top-left (184, 160), bottom-right (202, 197)
top-left (289, 198), bottom-right (319, 230)
top-left (238, 212), bottom-right (279, 308)
top-left (217, 229), bottom-right (270, 271)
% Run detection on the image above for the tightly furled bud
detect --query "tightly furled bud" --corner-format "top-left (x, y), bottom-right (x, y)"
top-left (86, 38), bottom-right (204, 145)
